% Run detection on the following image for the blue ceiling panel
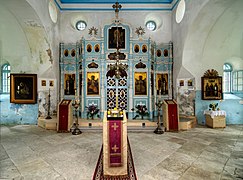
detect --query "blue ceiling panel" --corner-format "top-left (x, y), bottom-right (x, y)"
top-left (59, 0), bottom-right (173, 4)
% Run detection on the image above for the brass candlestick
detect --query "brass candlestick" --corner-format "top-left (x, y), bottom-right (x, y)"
top-left (71, 99), bottom-right (82, 135)
top-left (45, 89), bottom-right (52, 119)
top-left (154, 100), bottom-right (164, 134)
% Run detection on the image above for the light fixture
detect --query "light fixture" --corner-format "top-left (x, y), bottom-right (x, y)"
top-left (108, 2), bottom-right (128, 79)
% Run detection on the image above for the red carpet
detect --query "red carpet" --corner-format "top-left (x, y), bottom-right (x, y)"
top-left (92, 138), bottom-right (137, 180)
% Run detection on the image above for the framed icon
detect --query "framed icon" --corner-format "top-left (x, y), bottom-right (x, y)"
top-left (202, 77), bottom-right (223, 100)
top-left (10, 74), bottom-right (37, 104)
top-left (87, 72), bottom-right (99, 95)
top-left (156, 73), bottom-right (168, 95)
top-left (41, 80), bottom-right (46, 86)
top-left (64, 74), bottom-right (75, 95)
top-left (49, 80), bottom-right (54, 87)
top-left (134, 72), bottom-right (147, 95)
top-left (108, 27), bottom-right (125, 49)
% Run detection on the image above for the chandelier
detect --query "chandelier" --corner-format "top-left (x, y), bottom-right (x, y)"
top-left (108, 2), bottom-right (128, 79)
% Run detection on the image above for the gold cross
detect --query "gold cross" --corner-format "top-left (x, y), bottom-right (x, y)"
top-left (112, 123), bottom-right (119, 131)
top-left (112, 144), bottom-right (119, 152)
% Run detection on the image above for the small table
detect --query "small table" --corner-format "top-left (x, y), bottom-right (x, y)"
top-left (204, 110), bottom-right (226, 128)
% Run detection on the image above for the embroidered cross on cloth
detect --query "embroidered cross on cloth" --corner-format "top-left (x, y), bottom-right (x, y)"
top-left (108, 120), bottom-right (122, 167)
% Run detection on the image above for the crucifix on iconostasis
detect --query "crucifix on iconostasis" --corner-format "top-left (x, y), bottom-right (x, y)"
top-left (112, 2), bottom-right (122, 20)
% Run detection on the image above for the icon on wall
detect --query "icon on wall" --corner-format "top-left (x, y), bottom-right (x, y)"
top-left (41, 80), bottom-right (46, 86)
top-left (134, 72), bottom-right (147, 95)
top-left (202, 77), bottom-right (223, 100)
top-left (108, 27), bottom-right (125, 49)
top-left (179, 80), bottom-right (184, 86)
top-left (188, 79), bottom-right (193, 86)
top-left (87, 72), bottom-right (99, 95)
top-left (49, 80), bottom-right (54, 87)
top-left (156, 73), bottom-right (168, 95)
top-left (201, 69), bottom-right (223, 100)
top-left (64, 74), bottom-right (75, 95)
top-left (10, 74), bottom-right (37, 104)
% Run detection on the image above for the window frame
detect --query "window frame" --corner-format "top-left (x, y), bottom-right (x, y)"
top-left (232, 70), bottom-right (243, 92)
top-left (223, 63), bottom-right (232, 93)
top-left (1, 63), bottom-right (11, 94)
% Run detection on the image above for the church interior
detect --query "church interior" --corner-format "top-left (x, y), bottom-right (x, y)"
top-left (0, 0), bottom-right (243, 179)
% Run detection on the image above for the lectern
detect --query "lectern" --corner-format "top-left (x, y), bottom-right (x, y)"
top-left (162, 99), bottom-right (179, 131)
top-left (103, 109), bottom-right (127, 176)
top-left (57, 99), bottom-right (73, 132)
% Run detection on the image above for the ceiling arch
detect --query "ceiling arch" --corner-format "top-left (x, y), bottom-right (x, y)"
top-left (181, 0), bottom-right (243, 88)
top-left (0, 0), bottom-right (50, 72)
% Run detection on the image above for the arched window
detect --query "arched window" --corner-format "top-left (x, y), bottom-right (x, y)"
top-left (223, 63), bottom-right (232, 93)
top-left (1, 63), bottom-right (11, 93)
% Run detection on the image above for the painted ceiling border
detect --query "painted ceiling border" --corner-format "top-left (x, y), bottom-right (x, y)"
top-left (54, 0), bottom-right (180, 11)
top-left (59, 0), bottom-right (173, 4)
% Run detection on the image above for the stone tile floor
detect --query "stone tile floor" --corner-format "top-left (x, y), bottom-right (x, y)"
top-left (0, 125), bottom-right (242, 180)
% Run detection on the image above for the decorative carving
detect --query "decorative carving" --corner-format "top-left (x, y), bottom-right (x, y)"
top-left (135, 61), bottom-right (146, 69)
top-left (88, 26), bottom-right (98, 36)
top-left (203, 69), bottom-right (219, 77)
top-left (108, 52), bottom-right (126, 60)
top-left (135, 26), bottom-right (145, 36)
top-left (107, 64), bottom-right (128, 79)
top-left (88, 61), bottom-right (99, 68)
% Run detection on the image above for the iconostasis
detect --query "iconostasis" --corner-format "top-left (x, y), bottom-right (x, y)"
top-left (59, 22), bottom-right (173, 120)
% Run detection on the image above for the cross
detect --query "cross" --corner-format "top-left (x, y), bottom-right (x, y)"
top-left (112, 122), bottom-right (119, 131)
top-left (112, 2), bottom-right (122, 19)
top-left (112, 144), bottom-right (119, 152)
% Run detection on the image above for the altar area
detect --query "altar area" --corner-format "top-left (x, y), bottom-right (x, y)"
top-left (38, 117), bottom-right (157, 131)
top-left (37, 114), bottom-right (197, 132)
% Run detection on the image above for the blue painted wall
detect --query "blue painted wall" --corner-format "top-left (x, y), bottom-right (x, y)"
top-left (195, 91), bottom-right (243, 125)
top-left (0, 94), bottom-right (38, 125)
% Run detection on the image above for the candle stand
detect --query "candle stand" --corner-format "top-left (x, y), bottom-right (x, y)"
top-left (45, 89), bottom-right (52, 119)
top-left (154, 101), bottom-right (164, 134)
top-left (71, 100), bottom-right (82, 135)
